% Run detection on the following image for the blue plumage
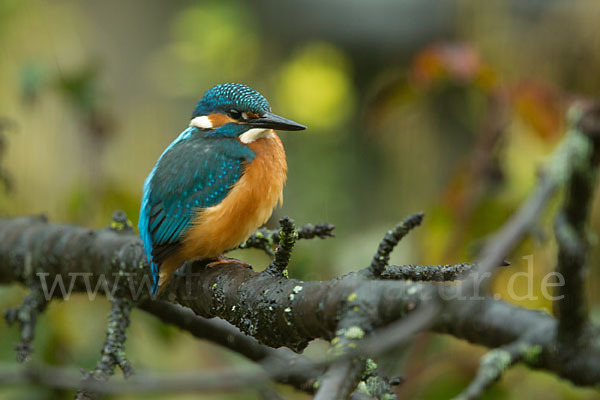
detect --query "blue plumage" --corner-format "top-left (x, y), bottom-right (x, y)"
top-left (139, 83), bottom-right (305, 295)
top-left (139, 125), bottom-right (255, 294)
top-left (192, 83), bottom-right (270, 118)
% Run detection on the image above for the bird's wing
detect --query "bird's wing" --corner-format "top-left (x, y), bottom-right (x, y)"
top-left (139, 132), bottom-right (255, 267)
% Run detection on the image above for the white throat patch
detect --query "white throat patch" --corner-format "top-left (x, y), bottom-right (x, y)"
top-left (239, 128), bottom-right (275, 144)
top-left (189, 116), bottom-right (213, 129)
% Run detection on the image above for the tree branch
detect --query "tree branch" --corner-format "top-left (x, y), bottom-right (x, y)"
top-left (452, 341), bottom-right (531, 400)
top-left (76, 298), bottom-right (134, 399)
top-left (554, 102), bottom-right (600, 344)
top-left (265, 217), bottom-right (298, 277)
top-left (315, 359), bottom-right (365, 400)
top-left (4, 286), bottom-right (48, 362)
top-left (381, 263), bottom-right (475, 281)
top-left (2, 214), bottom-right (600, 388)
top-left (0, 361), bottom-right (277, 395)
top-left (363, 212), bottom-right (424, 278)
top-left (238, 221), bottom-right (335, 256)
top-left (315, 311), bottom-right (371, 400)
top-left (139, 300), bottom-right (319, 393)
top-left (380, 261), bottom-right (510, 282)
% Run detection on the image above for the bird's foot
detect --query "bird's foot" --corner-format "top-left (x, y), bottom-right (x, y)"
top-left (206, 256), bottom-right (252, 269)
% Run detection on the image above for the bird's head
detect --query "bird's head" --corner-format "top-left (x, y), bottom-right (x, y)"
top-left (190, 83), bottom-right (305, 143)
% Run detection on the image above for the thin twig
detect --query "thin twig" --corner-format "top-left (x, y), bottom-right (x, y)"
top-left (4, 286), bottom-right (48, 362)
top-left (140, 300), bottom-right (319, 393)
top-left (315, 360), bottom-right (366, 400)
top-left (381, 263), bottom-right (474, 281)
top-left (364, 212), bottom-right (424, 278)
top-left (314, 301), bottom-right (399, 400)
top-left (315, 316), bottom-right (368, 400)
top-left (77, 298), bottom-right (134, 399)
top-left (0, 361), bottom-right (274, 394)
top-left (264, 217), bottom-right (298, 277)
top-left (554, 102), bottom-right (600, 344)
top-left (238, 222), bottom-right (335, 256)
top-left (296, 222), bottom-right (336, 240)
top-left (452, 342), bottom-right (531, 400)
top-left (381, 261), bottom-right (509, 282)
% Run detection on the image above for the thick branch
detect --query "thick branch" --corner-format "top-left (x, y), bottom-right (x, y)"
top-left (2, 217), bottom-right (600, 387)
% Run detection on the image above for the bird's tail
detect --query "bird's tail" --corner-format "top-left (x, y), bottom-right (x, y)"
top-left (150, 262), bottom-right (160, 296)
top-left (152, 257), bottom-right (181, 296)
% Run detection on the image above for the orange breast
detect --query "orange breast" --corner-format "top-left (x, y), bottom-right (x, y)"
top-left (180, 131), bottom-right (287, 260)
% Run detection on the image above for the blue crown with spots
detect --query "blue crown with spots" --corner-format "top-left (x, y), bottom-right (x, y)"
top-left (192, 83), bottom-right (271, 118)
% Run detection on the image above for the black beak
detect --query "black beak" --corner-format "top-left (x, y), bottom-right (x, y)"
top-left (249, 112), bottom-right (306, 131)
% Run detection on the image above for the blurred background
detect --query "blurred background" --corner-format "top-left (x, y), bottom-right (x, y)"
top-left (1, 0), bottom-right (600, 398)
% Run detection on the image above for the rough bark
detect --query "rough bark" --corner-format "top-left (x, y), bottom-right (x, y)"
top-left (1, 215), bottom-right (600, 387)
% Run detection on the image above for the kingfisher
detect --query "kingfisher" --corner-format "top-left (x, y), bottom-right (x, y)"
top-left (139, 83), bottom-right (305, 295)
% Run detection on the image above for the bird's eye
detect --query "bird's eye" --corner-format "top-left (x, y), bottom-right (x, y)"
top-left (228, 109), bottom-right (241, 119)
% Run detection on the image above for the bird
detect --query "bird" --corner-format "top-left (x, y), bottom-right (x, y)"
top-left (139, 83), bottom-right (306, 295)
